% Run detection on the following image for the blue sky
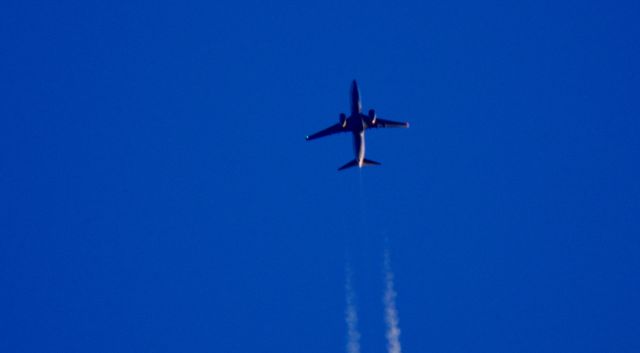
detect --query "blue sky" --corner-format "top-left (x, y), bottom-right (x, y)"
top-left (1, 1), bottom-right (639, 352)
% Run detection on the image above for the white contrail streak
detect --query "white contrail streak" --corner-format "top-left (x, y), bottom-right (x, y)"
top-left (345, 264), bottom-right (361, 353)
top-left (383, 249), bottom-right (402, 353)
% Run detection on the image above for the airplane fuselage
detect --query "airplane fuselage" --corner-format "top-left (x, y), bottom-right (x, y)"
top-left (352, 130), bottom-right (365, 167)
top-left (348, 81), bottom-right (366, 167)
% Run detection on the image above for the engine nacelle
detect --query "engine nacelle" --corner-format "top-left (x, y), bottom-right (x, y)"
top-left (339, 113), bottom-right (347, 128)
top-left (368, 109), bottom-right (377, 124)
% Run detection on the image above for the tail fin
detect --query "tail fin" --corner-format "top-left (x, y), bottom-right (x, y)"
top-left (337, 158), bottom-right (381, 171)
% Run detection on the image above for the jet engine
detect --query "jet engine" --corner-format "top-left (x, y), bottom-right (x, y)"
top-left (368, 109), bottom-right (377, 124)
top-left (339, 113), bottom-right (347, 128)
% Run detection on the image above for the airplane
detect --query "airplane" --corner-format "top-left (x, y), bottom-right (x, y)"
top-left (305, 80), bottom-right (409, 171)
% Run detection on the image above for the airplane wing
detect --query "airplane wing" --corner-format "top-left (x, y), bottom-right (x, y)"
top-left (370, 118), bottom-right (409, 128)
top-left (305, 123), bottom-right (347, 141)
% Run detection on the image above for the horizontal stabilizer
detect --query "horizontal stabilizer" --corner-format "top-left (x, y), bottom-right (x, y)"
top-left (337, 158), bottom-right (382, 171)
top-left (363, 158), bottom-right (381, 166)
top-left (338, 160), bottom-right (359, 171)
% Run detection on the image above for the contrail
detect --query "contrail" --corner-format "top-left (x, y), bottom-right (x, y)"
top-left (383, 249), bottom-right (402, 353)
top-left (345, 263), bottom-right (361, 353)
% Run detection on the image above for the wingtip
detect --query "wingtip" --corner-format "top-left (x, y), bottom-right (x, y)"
top-left (305, 135), bottom-right (310, 140)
